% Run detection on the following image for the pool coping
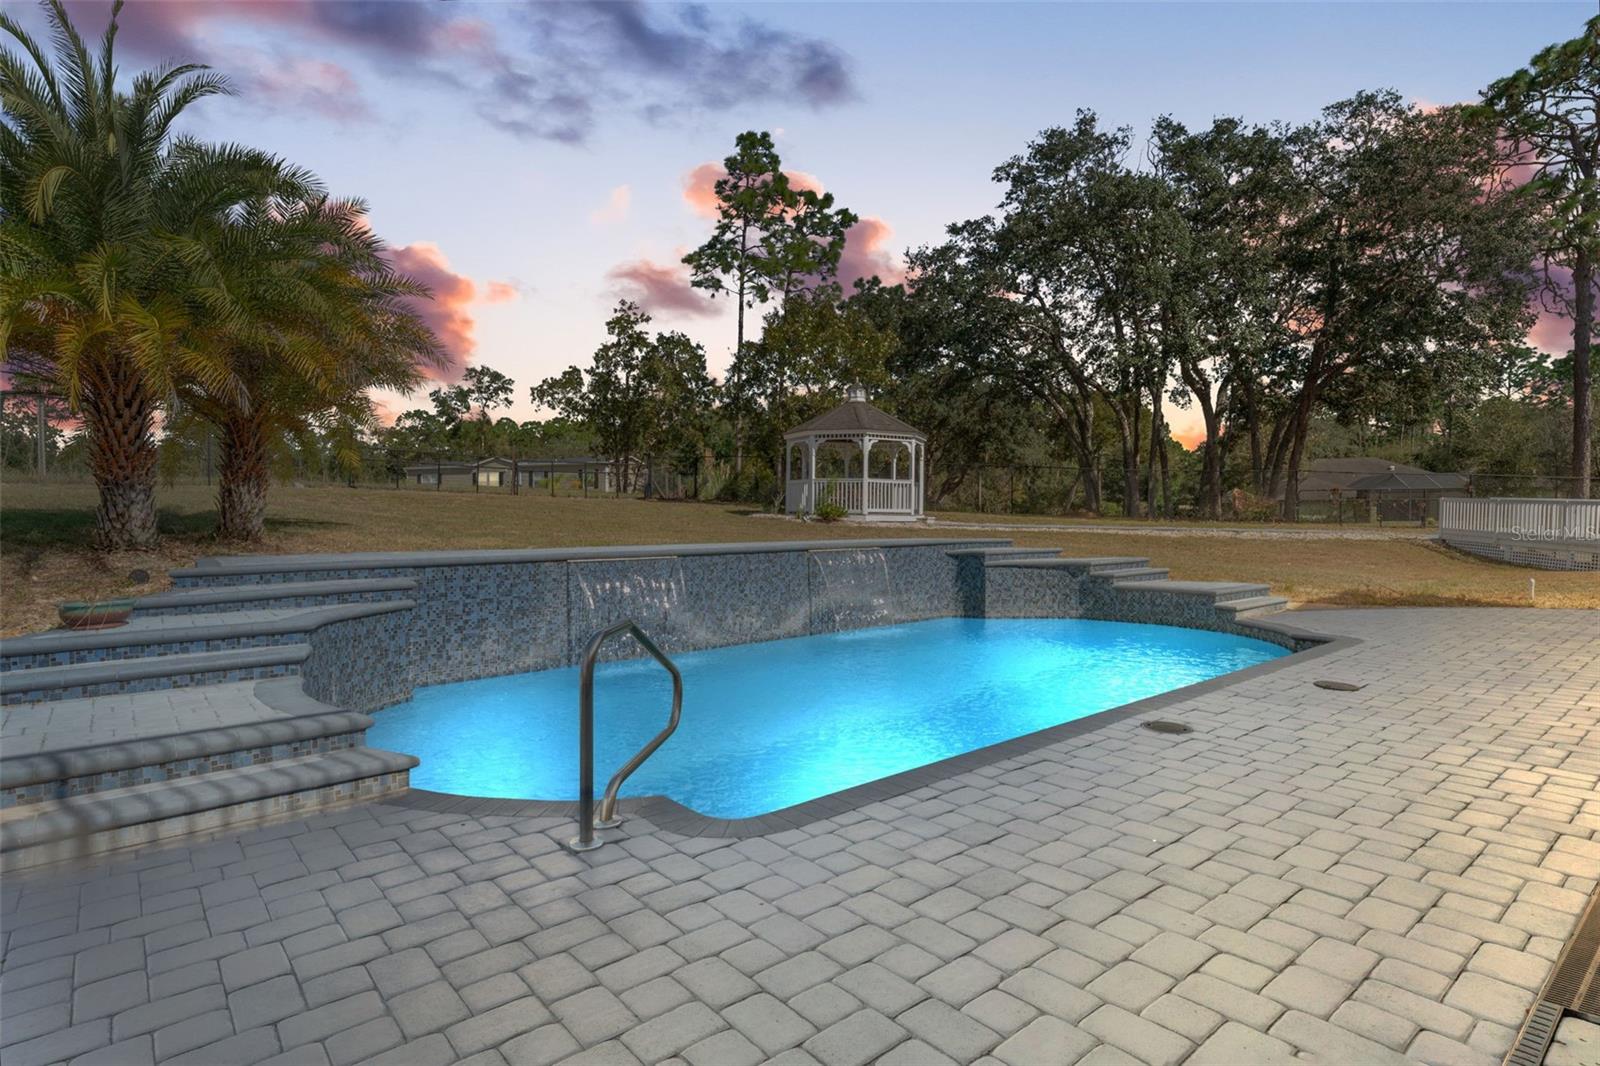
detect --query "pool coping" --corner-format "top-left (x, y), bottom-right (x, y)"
top-left (174, 536), bottom-right (1012, 578)
top-left (385, 612), bottom-right (1359, 839)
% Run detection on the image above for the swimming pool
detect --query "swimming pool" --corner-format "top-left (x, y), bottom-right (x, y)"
top-left (369, 617), bottom-right (1288, 818)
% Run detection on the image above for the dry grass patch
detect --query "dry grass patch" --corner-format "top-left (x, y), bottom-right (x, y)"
top-left (2, 479), bottom-right (1595, 636)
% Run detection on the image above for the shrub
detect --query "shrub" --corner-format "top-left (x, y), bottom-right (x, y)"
top-left (813, 498), bottom-right (849, 522)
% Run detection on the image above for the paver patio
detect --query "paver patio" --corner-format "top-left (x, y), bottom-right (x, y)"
top-left (1, 607), bottom-right (1596, 1066)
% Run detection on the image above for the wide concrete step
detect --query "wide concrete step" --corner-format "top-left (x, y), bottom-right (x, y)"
top-left (1110, 579), bottom-right (1273, 604)
top-left (0, 600), bottom-right (412, 673)
top-left (130, 576), bottom-right (417, 617)
top-left (947, 546), bottom-right (1063, 562)
top-left (0, 749), bottom-right (418, 870)
top-left (1217, 595), bottom-right (1291, 618)
top-left (986, 556), bottom-right (1151, 574)
top-left (1087, 566), bottom-right (1169, 583)
top-left (0, 645), bottom-right (309, 706)
top-left (2, 679), bottom-right (380, 811)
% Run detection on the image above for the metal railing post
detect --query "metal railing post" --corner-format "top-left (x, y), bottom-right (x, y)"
top-left (567, 619), bottom-right (684, 854)
top-left (571, 662), bottom-right (599, 852)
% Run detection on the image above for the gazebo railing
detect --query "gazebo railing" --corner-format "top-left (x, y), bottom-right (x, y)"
top-left (866, 479), bottom-right (915, 513)
top-left (792, 477), bottom-right (916, 515)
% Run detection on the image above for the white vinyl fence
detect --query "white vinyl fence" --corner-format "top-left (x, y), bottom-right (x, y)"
top-left (1439, 497), bottom-right (1600, 571)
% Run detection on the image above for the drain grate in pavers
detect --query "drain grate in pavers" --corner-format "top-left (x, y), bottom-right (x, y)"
top-left (1140, 719), bottom-right (1193, 734)
top-left (1507, 882), bottom-right (1600, 1066)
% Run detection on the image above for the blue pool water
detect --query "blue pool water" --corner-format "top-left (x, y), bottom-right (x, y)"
top-left (369, 618), bottom-right (1287, 818)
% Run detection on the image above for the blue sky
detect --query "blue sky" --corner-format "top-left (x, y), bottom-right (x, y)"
top-left (25, 1), bottom-right (1594, 432)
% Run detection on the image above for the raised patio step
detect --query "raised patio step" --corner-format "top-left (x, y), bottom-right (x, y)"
top-left (984, 555), bottom-right (1151, 574)
top-left (1086, 566), bottom-right (1169, 583)
top-left (0, 748), bottom-right (418, 871)
top-left (946, 546), bottom-right (1063, 561)
top-left (0, 645), bottom-right (309, 706)
top-left (1109, 579), bottom-right (1273, 604)
top-left (0, 600), bottom-right (413, 673)
top-left (130, 576), bottom-right (417, 617)
top-left (1216, 595), bottom-right (1291, 619)
top-left (2, 676), bottom-right (374, 808)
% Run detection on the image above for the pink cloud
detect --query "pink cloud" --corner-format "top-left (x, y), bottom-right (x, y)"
top-left (606, 259), bottom-right (719, 318)
top-left (385, 243), bottom-right (480, 381)
top-left (483, 281), bottom-right (520, 304)
top-left (682, 162), bottom-right (825, 218)
top-left (65, 0), bottom-right (470, 64)
top-left (591, 184), bottom-right (632, 225)
top-left (239, 53), bottom-right (368, 121)
top-left (1530, 303), bottom-right (1575, 355)
top-left (371, 397), bottom-right (401, 427)
top-left (839, 217), bottom-right (905, 289)
top-left (680, 161), bottom-right (898, 288)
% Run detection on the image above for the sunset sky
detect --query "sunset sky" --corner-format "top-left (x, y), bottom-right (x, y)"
top-left (25, 1), bottom-right (1594, 445)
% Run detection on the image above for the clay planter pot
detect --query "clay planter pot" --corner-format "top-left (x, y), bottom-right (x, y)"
top-left (57, 598), bottom-right (136, 630)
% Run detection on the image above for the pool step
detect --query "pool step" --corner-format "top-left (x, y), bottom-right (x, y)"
top-left (0, 644), bottom-right (310, 705)
top-left (0, 748), bottom-right (418, 872)
top-left (1216, 595), bottom-right (1291, 619)
top-left (0, 601), bottom-right (412, 673)
top-left (129, 577), bottom-right (417, 618)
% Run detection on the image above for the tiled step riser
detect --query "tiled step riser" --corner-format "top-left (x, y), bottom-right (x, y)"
top-left (2, 731), bottom-right (366, 809)
top-left (172, 568), bottom-right (409, 590)
top-left (1, 631), bottom-right (310, 673)
top-left (994, 558), bottom-right (1152, 578)
top-left (1222, 601), bottom-right (1291, 619)
top-left (1, 662), bottom-right (302, 706)
top-left (0, 769), bottom-right (411, 873)
top-left (1088, 569), bottom-right (1169, 584)
top-left (131, 590), bottom-right (406, 619)
top-left (952, 548), bottom-right (1063, 562)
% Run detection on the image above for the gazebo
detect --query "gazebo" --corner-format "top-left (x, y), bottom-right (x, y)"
top-left (783, 386), bottom-right (926, 521)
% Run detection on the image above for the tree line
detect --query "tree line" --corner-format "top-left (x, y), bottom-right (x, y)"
top-left (4, 3), bottom-right (1595, 547)
top-left (529, 20), bottom-right (1598, 517)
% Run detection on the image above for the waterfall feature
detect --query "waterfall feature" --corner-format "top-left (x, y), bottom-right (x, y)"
top-left (572, 557), bottom-right (689, 654)
top-left (808, 548), bottom-right (899, 631)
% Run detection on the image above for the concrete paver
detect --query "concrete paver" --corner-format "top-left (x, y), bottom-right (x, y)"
top-left (2, 607), bottom-right (1596, 1064)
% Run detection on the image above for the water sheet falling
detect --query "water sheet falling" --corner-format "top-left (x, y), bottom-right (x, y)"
top-left (808, 547), bottom-right (898, 630)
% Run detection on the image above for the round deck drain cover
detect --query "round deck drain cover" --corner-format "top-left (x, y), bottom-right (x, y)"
top-left (1142, 720), bottom-right (1193, 735)
top-left (1314, 679), bottom-right (1365, 691)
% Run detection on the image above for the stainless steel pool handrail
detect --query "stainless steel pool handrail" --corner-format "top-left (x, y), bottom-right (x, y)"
top-left (567, 619), bottom-right (683, 853)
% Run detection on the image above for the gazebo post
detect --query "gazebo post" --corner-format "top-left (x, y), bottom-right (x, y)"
top-left (862, 435), bottom-right (874, 514)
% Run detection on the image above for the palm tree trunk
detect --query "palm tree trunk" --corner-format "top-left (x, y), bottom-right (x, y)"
top-left (217, 409), bottom-right (271, 540)
top-left (81, 354), bottom-right (159, 550)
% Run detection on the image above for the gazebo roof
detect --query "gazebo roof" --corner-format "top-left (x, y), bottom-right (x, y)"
top-left (784, 387), bottom-right (925, 440)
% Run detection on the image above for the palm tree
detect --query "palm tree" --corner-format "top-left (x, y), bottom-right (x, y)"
top-left (177, 195), bottom-right (442, 539)
top-left (0, 0), bottom-right (314, 548)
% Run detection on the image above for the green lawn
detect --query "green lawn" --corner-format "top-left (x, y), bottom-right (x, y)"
top-left (2, 478), bottom-right (1595, 636)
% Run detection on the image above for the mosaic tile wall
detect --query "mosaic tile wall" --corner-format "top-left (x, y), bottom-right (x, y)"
top-left (301, 611), bottom-right (417, 713)
top-left (981, 565), bottom-right (1086, 618)
top-left (292, 543), bottom-right (987, 709)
